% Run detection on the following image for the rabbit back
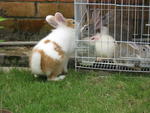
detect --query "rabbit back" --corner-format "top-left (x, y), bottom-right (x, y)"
top-left (30, 37), bottom-right (65, 75)
top-left (115, 42), bottom-right (139, 58)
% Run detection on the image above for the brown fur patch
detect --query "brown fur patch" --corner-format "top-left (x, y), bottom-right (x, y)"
top-left (52, 41), bottom-right (65, 58)
top-left (66, 19), bottom-right (74, 28)
top-left (44, 40), bottom-right (51, 44)
top-left (43, 40), bottom-right (64, 58)
top-left (33, 49), bottom-right (63, 78)
top-left (44, 40), bottom-right (64, 58)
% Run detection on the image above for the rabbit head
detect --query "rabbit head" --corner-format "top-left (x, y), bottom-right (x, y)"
top-left (137, 45), bottom-right (150, 58)
top-left (80, 9), bottom-right (114, 38)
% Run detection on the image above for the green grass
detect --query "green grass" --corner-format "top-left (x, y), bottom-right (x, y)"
top-left (0, 69), bottom-right (150, 113)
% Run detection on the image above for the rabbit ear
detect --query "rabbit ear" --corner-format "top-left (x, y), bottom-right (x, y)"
top-left (55, 12), bottom-right (66, 24)
top-left (144, 45), bottom-right (150, 50)
top-left (95, 10), bottom-right (114, 28)
top-left (80, 6), bottom-right (89, 25)
top-left (128, 43), bottom-right (139, 51)
top-left (46, 15), bottom-right (58, 28)
top-left (102, 11), bottom-right (114, 26)
top-left (91, 10), bottom-right (101, 30)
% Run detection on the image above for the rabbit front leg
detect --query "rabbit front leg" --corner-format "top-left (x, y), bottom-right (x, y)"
top-left (96, 57), bottom-right (103, 62)
top-left (63, 58), bottom-right (69, 74)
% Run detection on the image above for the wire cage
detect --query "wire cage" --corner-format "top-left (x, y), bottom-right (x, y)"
top-left (74, 0), bottom-right (150, 72)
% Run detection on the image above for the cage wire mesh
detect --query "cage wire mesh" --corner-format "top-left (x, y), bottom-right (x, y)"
top-left (74, 0), bottom-right (150, 72)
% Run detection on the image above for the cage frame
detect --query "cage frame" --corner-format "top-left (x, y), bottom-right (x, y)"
top-left (74, 0), bottom-right (150, 72)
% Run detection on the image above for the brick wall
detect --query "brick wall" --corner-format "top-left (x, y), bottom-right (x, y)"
top-left (0, 0), bottom-right (148, 41)
top-left (0, 0), bottom-right (74, 41)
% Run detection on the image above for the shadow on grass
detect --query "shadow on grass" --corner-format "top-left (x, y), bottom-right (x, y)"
top-left (35, 76), bottom-right (47, 82)
top-left (77, 68), bottom-right (150, 78)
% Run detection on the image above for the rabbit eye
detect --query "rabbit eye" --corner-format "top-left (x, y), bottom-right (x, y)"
top-left (143, 48), bottom-right (146, 51)
top-left (72, 21), bottom-right (75, 24)
top-left (85, 27), bottom-right (88, 31)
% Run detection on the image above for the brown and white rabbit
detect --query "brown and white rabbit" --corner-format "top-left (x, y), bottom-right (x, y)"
top-left (30, 12), bottom-right (75, 81)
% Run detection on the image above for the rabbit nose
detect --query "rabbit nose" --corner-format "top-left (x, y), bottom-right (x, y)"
top-left (91, 37), bottom-right (95, 40)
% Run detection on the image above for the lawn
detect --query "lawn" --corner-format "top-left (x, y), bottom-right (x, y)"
top-left (0, 69), bottom-right (150, 113)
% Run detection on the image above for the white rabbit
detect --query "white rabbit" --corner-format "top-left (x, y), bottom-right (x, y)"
top-left (30, 12), bottom-right (75, 81)
top-left (85, 26), bottom-right (116, 61)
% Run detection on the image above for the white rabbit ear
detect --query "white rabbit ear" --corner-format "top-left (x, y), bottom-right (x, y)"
top-left (128, 43), bottom-right (139, 51)
top-left (55, 12), bottom-right (66, 24)
top-left (92, 10), bottom-right (102, 29)
top-left (145, 45), bottom-right (150, 49)
top-left (46, 15), bottom-right (58, 28)
top-left (91, 10), bottom-right (101, 30)
top-left (94, 10), bottom-right (114, 29)
top-left (102, 11), bottom-right (114, 26)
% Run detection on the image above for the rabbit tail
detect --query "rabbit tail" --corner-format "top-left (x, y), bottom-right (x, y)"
top-left (30, 52), bottom-right (43, 74)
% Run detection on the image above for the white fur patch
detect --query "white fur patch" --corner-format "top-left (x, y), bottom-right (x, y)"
top-left (30, 52), bottom-right (43, 74)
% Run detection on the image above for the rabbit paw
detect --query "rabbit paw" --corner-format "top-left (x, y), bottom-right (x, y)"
top-left (48, 75), bottom-right (66, 81)
top-left (96, 57), bottom-right (102, 62)
top-left (34, 74), bottom-right (38, 78)
top-left (58, 75), bottom-right (66, 80)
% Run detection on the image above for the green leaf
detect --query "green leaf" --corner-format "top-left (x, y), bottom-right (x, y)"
top-left (0, 17), bottom-right (7, 21)
top-left (0, 40), bottom-right (5, 42)
top-left (0, 26), bottom-right (4, 29)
